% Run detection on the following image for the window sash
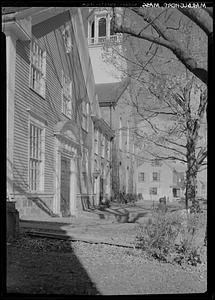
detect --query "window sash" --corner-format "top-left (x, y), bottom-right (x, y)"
top-left (138, 172), bottom-right (144, 182)
top-left (94, 130), bottom-right (99, 154)
top-left (29, 123), bottom-right (43, 191)
top-left (152, 172), bottom-right (160, 181)
top-left (150, 187), bottom-right (157, 195)
top-left (30, 41), bottom-right (46, 97)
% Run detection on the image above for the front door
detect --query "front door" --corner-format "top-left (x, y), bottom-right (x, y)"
top-left (60, 156), bottom-right (71, 217)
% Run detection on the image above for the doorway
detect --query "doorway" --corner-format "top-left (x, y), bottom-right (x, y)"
top-left (60, 156), bottom-right (71, 217)
top-left (173, 188), bottom-right (180, 198)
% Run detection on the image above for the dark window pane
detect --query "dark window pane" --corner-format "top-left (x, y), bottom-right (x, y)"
top-left (98, 18), bottom-right (106, 37)
top-left (110, 18), bottom-right (114, 36)
top-left (91, 20), bottom-right (94, 38)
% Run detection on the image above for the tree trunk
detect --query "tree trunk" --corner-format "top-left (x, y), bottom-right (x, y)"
top-left (185, 139), bottom-right (200, 213)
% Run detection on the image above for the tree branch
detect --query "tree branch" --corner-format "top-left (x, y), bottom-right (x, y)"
top-left (202, 7), bottom-right (213, 18)
top-left (112, 8), bottom-right (208, 84)
top-left (178, 8), bottom-right (213, 36)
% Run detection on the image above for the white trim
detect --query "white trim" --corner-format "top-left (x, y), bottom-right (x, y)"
top-left (6, 34), bottom-right (17, 195)
top-left (29, 40), bottom-right (46, 99)
top-left (27, 114), bottom-right (46, 193)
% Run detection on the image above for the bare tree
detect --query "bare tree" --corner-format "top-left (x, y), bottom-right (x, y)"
top-left (102, 8), bottom-right (207, 211)
top-left (111, 7), bottom-right (212, 85)
top-left (133, 75), bottom-right (207, 211)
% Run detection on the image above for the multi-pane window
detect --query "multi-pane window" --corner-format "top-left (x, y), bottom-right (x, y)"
top-left (94, 129), bottom-right (99, 154)
top-left (119, 117), bottom-right (122, 150)
top-left (82, 149), bottom-right (88, 175)
top-left (101, 134), bottom-right (105, 158)
top-left (152, 172), bottom-right (160, 181)
top-left (151, 159), bottom-right (162, 167)
top-left (29, 123), bottom-right (44, 191)
top-left (138, 172), bottom-right (145, 182)
top-left (30, 41), bottom-right (46, 97)
top-left (149, 187), bottom-right (157, 195)
top-left (106, 140), bottom-right (111, 160)
top-left (98, 17), bottom-right (106, 43)
top-left (62, 73), bottom-right (72, 118)
top-left (82, 102), bottom-right (89, 132)
top-left (88, 14), bottom-right (118, 45)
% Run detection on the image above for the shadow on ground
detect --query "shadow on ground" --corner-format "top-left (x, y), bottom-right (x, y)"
top-left (7, 228), bottom-right (101, 295)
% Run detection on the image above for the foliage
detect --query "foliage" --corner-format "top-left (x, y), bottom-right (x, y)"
top-left (116, 192), bottom-right (138, 204)
top-left (136, 211), bottom-right (181, 262)
top-left (136, 210), bottom-right (206, 266)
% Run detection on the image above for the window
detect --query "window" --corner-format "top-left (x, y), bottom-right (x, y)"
top-left (94, 129), bottom-right (99, 154)
top-left (149, 187), bottom-right (157, 195)
top-left (106, 140), bottom-right (111, 160)
top-left (98, 17), bottom-right (106, 43)
top-left (88, 13), bottom-right (118, 45)
top-left (119, 117), bottom-right (122, 150)
top-left (62, 72), bottom-right (72, 118)
top-left (30, 41), bottom-right (46, 97)
top-left (82, 102), bottom-right (89, 132)
top-left (138, 172), bottom-right (145, 182)
top-left (151, 159), bottom-right (162, 167)
top-left (110, 17), bottom-right (115, 36)
top-left (90, 20), bottom-right (95, 44)
top-left (101, 134), bottom-right (105, 158)
top-left (82, 149), bottom-right (88, 175)
top-left (29, 122), bottom-right (44, 191)
top-left (152, 172), bottom-right (160, 181)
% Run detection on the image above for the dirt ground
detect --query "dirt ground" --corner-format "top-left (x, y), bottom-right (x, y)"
top-left (6, 237), bottom-right (207, 295)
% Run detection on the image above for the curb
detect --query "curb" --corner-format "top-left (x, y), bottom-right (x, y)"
top-left (24, 230), bottom-right (135, 249)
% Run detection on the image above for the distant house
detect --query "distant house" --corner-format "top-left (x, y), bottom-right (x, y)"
top-left (4, 7), bottom-right (113, 218)
top-left (136, 159), bottom-right (186, 201)
top-left (136, 159), bottom-right (207, 201)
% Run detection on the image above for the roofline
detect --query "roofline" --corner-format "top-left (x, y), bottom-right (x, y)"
top-left (96, 78), bottom-right (130, 108)
top-left (2, 7), bottom-right (53, 22)
top-left (114, 78), bottom-right (130, 106)
top-left (99, 101), bottom-right (116, 107)
top-left (91, 116), bottom-right (115, 138)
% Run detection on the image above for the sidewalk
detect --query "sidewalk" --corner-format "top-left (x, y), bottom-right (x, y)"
top-left (19, 201), bottom-right (182, 247)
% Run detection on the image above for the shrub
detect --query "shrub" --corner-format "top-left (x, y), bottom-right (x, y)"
top-left (136, 211), bottom-right (182, 262)
top-left (117, 192), bottom-right (138, 204)
top-left (136, 210), bottom-right (206, 266)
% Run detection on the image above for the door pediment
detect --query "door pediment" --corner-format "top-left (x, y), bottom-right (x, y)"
top-left (54, 120), bottom-right (81, 154)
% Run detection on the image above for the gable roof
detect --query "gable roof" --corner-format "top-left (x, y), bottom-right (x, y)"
top-left (95, 78), bottom-right (130, 107)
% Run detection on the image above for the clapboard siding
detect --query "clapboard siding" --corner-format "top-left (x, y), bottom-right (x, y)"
top-left (13, 11), bottom-right (87, 197)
